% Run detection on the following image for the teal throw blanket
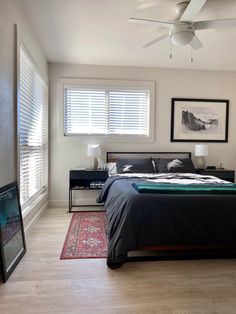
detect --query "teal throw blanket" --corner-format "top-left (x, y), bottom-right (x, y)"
top-left (132, 182), bottom-right (236, 194)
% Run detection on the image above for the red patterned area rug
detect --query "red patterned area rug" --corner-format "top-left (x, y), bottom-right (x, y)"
top-left (60, 211), bottom-right (107, 259)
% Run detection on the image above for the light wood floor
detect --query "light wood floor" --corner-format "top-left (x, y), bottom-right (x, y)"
top-left (1, 207), bottom-right (236, 314)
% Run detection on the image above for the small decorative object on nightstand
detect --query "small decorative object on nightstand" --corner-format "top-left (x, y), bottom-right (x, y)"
top-left (195, 144), bottom-right (208, 169)
top-left (69, 168), bottom-right (108, 212)
top-left (196, 168), bottom-right (235, 183)
top-left (87, 144), bottom-right (101, 170)
top-left (218, 161), bottom-right (224, 169)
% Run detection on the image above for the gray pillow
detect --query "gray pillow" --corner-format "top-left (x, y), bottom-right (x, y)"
top-left (154, 158), bottom-right (196, 173)
top-left (116, 158), bottom-right (155, 174)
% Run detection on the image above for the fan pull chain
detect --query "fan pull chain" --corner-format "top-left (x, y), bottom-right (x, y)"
top-left (169, 40), bottom-right (173, 59)
top-left (191, 46), bottom-right (193, 63)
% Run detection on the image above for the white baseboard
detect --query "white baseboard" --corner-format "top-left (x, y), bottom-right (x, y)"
top-left (48, 198), bottom-right (102, 208)
top-left (23, 201), bottom-right (48, 238)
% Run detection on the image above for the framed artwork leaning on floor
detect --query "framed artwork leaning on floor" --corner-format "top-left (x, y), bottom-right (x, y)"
top-left (0, 181), bottom-right (26, 282)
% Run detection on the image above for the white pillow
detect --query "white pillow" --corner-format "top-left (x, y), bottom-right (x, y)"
top-left (106, 162), bottom-right (117, 175)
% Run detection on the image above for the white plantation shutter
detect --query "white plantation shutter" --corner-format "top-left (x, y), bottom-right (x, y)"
top-left (64, 88), bottom-right (107, 134)
top-left (64, 86), bottom-right (150, 136)
top-left (108, 91), bottom-right (149, 135)
top-left (19, 44), bottom-right (48, 206)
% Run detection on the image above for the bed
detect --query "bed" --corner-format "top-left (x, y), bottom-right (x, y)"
top-left (96, 152), bottom-right (236, 269)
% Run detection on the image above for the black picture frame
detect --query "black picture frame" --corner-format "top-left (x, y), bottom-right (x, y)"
top-left (171, 98), bottom-right (229, 142)
top-left (0, 181), bottom-right (26, 282)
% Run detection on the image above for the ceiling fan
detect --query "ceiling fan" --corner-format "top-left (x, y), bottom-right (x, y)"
top-left (129, 0), bottom-right (236, 50)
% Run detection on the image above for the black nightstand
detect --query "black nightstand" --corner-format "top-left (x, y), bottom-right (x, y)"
top-left (69, 169), bottom-right (108, 212)
top-left (196, 168), bottom-right (235, 183)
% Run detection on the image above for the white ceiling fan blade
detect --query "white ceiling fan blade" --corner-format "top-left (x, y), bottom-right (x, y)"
top-left (143, 33), bottom-right (169, 48)
top-left (194, 18), bottom-right (236, 30)
top-left (191, 35), bottom-right (203, 50)
top-left (180, 0), bottom-right (207, 23)
top-left (129, 17), bottom-right (173, 28)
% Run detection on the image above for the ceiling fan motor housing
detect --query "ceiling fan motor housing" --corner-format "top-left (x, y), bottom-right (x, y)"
top-left (170, 23), bottom-right (195, 46)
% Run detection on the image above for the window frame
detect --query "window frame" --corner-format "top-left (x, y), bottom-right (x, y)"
top-left (59, 78), bottom-right (155, 143)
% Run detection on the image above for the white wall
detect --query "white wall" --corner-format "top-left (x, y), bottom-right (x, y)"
top-left (49, 63), bottom-right (236, 207)
top-left (0, 0), bottom-right (48, 231)
top-left (0, 0), bottom-right (48, 186)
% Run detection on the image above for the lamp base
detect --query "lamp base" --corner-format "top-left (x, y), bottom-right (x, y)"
top-left (90, 157), bottom-right (98, 170)
top-left (196, 156), bottom-right (206, 170)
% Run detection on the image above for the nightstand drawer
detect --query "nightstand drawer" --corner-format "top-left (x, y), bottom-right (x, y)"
top-left (70, 170), bottom-right (108, 180)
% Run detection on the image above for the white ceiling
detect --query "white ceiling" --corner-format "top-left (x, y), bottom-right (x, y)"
top-left (19, 0), bottom-right (236, 71)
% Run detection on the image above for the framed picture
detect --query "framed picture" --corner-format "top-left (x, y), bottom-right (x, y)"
top-left (0, 181), bottom-right (26, 282)
top-left (171, 98), bottom-right (229, 142)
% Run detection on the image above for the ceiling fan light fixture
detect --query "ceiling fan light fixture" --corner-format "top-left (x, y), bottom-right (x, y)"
top-left (171, 30), bottom-right (194, 46)
top-left (170, 23), bottom-right (194, 46)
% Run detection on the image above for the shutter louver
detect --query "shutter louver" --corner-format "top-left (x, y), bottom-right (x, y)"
top-left (19, 44), bottom-right (47, 205)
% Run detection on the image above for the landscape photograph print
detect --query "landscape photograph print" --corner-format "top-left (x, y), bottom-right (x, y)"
top-left (171, 98), bottom-right (229, 142)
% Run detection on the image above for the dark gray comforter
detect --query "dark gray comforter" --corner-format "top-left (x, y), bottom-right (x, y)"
top-left (97, 174), bottom-right (236, 268)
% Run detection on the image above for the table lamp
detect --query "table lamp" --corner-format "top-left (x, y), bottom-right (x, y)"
top-left (194, 144), bottom-right (208, 169)
top-left (87, 144), bottom-right (101, 170)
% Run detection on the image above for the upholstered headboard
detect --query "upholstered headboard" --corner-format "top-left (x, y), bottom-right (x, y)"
top-left (106, 151), bottom-right (191, 162)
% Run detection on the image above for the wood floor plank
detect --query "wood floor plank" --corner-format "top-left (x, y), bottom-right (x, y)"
top-left (1, 207), bottom-right (236, 314)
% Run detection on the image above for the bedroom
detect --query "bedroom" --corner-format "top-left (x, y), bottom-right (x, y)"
top-left (1, 0), bottom-right (236, 312)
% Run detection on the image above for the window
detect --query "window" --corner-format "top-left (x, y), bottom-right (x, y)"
top-left (63, 79), bottom-right (155, 141)
top-left (18, 43), bottom-right (48, 208)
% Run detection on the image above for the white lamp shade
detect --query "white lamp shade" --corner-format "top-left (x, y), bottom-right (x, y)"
top-left (87, 144), bottom-right (101, 157)
top-left (194, 144), bottom-right (208, 157)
